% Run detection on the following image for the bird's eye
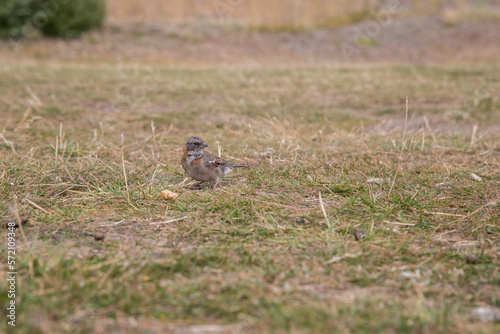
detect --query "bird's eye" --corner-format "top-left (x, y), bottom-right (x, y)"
top-left (194, 142), bottom-right (199, 146)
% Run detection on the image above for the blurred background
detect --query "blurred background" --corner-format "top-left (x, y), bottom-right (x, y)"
top-left (106, 0), bottom-right (497, 26)
top-left (2, 0), bottom-right (500, 65)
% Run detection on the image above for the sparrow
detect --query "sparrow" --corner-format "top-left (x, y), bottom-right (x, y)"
top-left (181, 136), bottom-right (250, 189)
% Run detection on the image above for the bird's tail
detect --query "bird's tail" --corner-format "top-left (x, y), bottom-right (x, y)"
top-left (232, 164), bottom-right (250, 168)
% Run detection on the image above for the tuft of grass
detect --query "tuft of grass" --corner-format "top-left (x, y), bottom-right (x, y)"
top-left (356, 37), bottom-right (377, 47)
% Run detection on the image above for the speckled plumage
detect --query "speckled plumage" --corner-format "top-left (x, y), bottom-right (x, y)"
top-left (181, 136), bottom-right (249, 189)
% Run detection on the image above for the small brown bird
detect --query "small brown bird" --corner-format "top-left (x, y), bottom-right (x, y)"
top-left (181, 136), bottom-right (250, 189)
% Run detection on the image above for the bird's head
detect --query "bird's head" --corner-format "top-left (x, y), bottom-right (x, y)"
top-left (185, 136), bottom-right (208, 152)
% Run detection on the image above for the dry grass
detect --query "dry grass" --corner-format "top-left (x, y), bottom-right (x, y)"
top-left (106, 0), bottom-right (499, 28)
top-left (0, 61), bottom-right (499, 333)
top-left (107, 0), bottom-right (380, 26)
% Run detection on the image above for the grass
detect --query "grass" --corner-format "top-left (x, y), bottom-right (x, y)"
top-left (105, 0), bottom-right (500, 28)
top-left (0, 62), bottom-right (499, 333)
top-left (106, 0), bottom-right (383, 26)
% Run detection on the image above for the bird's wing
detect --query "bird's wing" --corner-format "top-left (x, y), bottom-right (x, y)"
top-left (203, 151), bottom-right (228, 168)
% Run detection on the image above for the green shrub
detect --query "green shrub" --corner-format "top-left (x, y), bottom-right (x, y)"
top-left (40, 0), bottom-right (106, 38)
top-left (0, 0), bottom-right (36, 38)
top-left (0, 0), bottom-right (106, 39)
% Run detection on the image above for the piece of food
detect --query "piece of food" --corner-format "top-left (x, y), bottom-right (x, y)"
top-left (161, 190), bottom-right (179, 200)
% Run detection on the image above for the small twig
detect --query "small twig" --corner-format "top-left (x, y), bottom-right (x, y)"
top-left (25, 198), bottom-right (49, 213)
top-left (402, 96), bottom-right (409, 150)
top-left (25, 85), bottom-right (42, 106)
top-left (433, 205), bottom-right (487, 232)
top-left (77, 174), bottom-right (93, 192)
top-left (384, 221), bottom-right (416, 226)
top-left (99, 219), bottom-right (125, 227)
top-left (421, 125), bottom-right (425, 151)
top-left (318, 191), bottom-right (333, 231)
top-left (438, 156), bottom-right (451, 176)
top-left (149, 216), bottom-right (187, 226)
top-left (423, 210), bottom-right (464, 217)
top-left (121, 134), bottom-right (138, 210)
top-left (121, 134), bottom-right (129, 200)
top-left (97, 263), bottom-right (117, 289)
top-left (423, 116), bottom-right (438, 146)
top-left (360, 140), bottom-right (373, 156)
top-left (17, 108), bottom-right (32, 128)
top-left (469, 124), bottom-right (478, 148)
top-left (150, 164), bottom-right (160, 185)
top-left (324, 252), bottom-right (361, 265)
top-left (387, 161), bottom-right (400, 199)
top-left (53, 186), bottom-right (76, 198)
top-left (0, 133), bottom-right (18, 155)
top-left (215, 141), bottom-right (222, 157)
top-left (151, 120), bottom-right (158, 158)
top-left (55, 135), bottom-right (59, 163)
top-left (64, 143), bottom-right (78, 165)
top-left (361, 139), bottom-right (382, 179)
top-left (59, 122), bottom-right (64, 150)
top-left (63, 164), bottom-right (76, 183)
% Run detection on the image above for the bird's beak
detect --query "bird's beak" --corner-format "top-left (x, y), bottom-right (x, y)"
top-left (201, 143), bottom-right (208, 148)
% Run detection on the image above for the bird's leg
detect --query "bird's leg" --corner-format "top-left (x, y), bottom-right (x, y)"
top-left (212, 177), bottom-right (220, 189)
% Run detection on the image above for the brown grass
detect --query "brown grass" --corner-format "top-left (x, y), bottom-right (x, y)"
top-left (106, 0), bottom-right (481, 27)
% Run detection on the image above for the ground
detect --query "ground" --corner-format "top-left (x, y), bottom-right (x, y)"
top-left (0, 12), bottom-right (499, 334)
